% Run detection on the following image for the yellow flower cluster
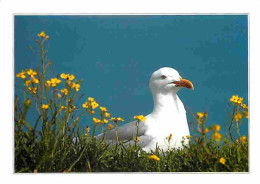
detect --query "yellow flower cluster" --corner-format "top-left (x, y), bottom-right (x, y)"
top-left (86, 126), bottom-right (90, 133)
top-left (219, 157), bottom-right (226, 165)
top-left (234, 112), bottom-right (243, 122)
top-left (197, 112), bottom-right (207, 124)
top-left (239, 135), bottom-right (247, 143)
top-left (16, 71), bottom-right (27, 79)
top-left (98, 106), bottom-right (110, 118)
top-left (17, 69), bottom-right (39, 87)
top-left (60, 105), bottom-right (67, 111)
top-left (111, 117), bottom-right (124, 122)
top-left (82, 97), bottom-right (99, 110)
top-left (71, 82), bottom-right (80, 91)
top-left (41, 104), bottom-right (49, 110)
top-left (186, 135), bottom-right (191, 139)
top-left (92, 117), bottom-right (101, 124)
top-left (25, 99), bottom-right (31, 106)
top-left (230, 95), bottom-right (243, 106)
top-left (100, 106), bottom-right (107, 112)
top-left (92, 117), bottom-right (108, 124)
top-left (134, 115), bottom-right (146, 122)
top-left (37, 31), bottom-right (49, 39)
top-left (60, 73), bottom-right (75, 80)
top-left (244, 111), bottom-right (248, 119)
top-left (27, 69), bottom-right (37, 76)
top-left (61, 88), bottom-right (69, 95)
top-left (107, 123), bottom-right (114, 130)
top-left (46, 78), bottom-right (61, 87)
top-left (133, 136), bottom-right (140, 143)
top-left (211, 125), bottom-right (221, 132)
top-left (147, 154), bottom-right (160, 161)
top-left (212, 132), bottom-right (222, 142)
top-left (60, 73), bottom-right (80, 91)
top-left (28, 87), bottom-right (37, 94)
top-left (241, 103), bottom-right (248, 110)
top-left (57, 93), bottom-right (62, 98)
top-left (203, 128), bottom-right (209, 134)
top-left (105, 112), bottom-right (110, 118)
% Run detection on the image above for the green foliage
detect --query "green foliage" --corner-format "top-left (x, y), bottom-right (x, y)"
top-left (14, 31), bottom-right (248, 173)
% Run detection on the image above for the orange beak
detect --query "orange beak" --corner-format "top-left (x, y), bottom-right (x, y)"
top-left (173, 78), bottom-right (194, 90)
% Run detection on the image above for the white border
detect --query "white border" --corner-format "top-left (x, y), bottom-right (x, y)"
top-left (1, 0), bottom-right (260, 184)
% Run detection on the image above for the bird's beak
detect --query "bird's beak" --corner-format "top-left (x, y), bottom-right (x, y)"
top-left (173, 78), bottom-right (194, 90)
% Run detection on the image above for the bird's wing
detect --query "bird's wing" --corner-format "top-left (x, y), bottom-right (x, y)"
top-left (97, 120), bottom-right (147, 141)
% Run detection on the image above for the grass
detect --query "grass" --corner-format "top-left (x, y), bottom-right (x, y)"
top-left (14, 31), bottom-right (248, 173)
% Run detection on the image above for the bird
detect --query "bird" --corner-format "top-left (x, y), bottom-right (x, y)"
top-left (97, 67), bottom-right (194, 152)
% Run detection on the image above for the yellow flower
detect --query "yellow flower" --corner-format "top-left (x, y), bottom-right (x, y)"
top-left (71, 82), bottom-right (80, 91)
top-left (60, 73), bottom-right (68, 79)
top-left (88, 97), bottom-right (95, 102)
top-left (203, 128), bottom-right (209, 134)
top-left (100, 106), bottom-right (107, 112)
top-left (103, 119), bottom-right (109, 124)
top-left (107, 123), bottom-right (114, 130)
top-left (68, 74), bottom-right (75, 81)
top-left (82, 103), bottom-right (89, 109)
top-left (110, 117), bottom-right (116, 121)
top-left (117, 117), bottom-right (124, 122)
top-left (41, 104), bottom-right (49, 110)
top-left (27, 69), bottom-right (37, 76)
top-left (25, 99), bottom-right (31, 106)
top-left (66, 80), bottom-right (72, 86)
top-left (28, 87), bottom-right (37, 94)
top-left (38, 31), bottom-right (46, 38)
top-left (61, 88), bottom-right (69, 95)
top-left (82, 100), bottom-right (99, 109)
top-left (45, 35), bottom-right (49, 40)
top-left (211, 125), bottom-right (221, 131)
top-left (230, 95), bottom-right (243, 105)
top-left (197, 112), bottom-right (204, 119)
top-left (219, 157), bottom-right (226, 165)
top-left (133, 136), bottom-right (140, 143)
top-left (241, 103), bottom-right (248, 110)
top-left (25, 80), bottom-right (31, 86)
top-left (60, 105), bottom-right (67, 110)
top-left (234, 112), bottom-right (243, 122)
top-left (93, 117), bottom-right (101, 124)
top-left (30, 76), bottom-right (39, 84)
top-left (212, 132), bottom-right (222, 142)
top-left (57, 93), bottom-right (62, 98)
top-left (90, 110), bottom-right (95, 115)
top-left (148, 154), bottom-right (160, 161)
top-left (239, 135), bottom-right (247, 143)
top-left (16, 72), bottom-right (26, 79)
top-left (46, 78), bottom-right (61, 87)
top-left (105, 112), bottom-right (110, 118)
top-left (91, 101), bottom-right (99, 109)
top-left (244, 111), bottom-right (248, 119)
top-left (186, 135), bottom-right (191, 139)
top-left (86, 126), bottom-right (90, 133)
top-left (134, 115), bottom-right (146, 122)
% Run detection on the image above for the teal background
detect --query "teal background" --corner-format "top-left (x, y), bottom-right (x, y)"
top-left (14, 15), bottom-right (248, 136)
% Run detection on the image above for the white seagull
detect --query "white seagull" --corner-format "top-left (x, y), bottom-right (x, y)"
top-left (98, 67), bottom-right (194, 152)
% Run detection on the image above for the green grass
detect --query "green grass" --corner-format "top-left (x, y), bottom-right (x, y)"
top-left (14, 31), bottom-right (248, 173)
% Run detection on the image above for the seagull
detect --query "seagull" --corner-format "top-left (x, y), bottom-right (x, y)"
top-left (98, 67), bottom-right (194, 152)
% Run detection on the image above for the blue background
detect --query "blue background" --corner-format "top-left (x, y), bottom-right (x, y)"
top-left (14, 15), bottom-right (248, 136)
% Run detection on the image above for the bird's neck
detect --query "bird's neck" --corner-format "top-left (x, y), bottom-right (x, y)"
top-left (152, 92), bottom-right (182, 116)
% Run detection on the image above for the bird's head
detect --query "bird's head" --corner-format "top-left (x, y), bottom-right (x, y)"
top-left (149, 67), bottom-right (194, 95)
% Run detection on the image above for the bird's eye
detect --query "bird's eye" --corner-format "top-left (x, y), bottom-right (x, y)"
top-left (161, 75), bottom-right (167, 79)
